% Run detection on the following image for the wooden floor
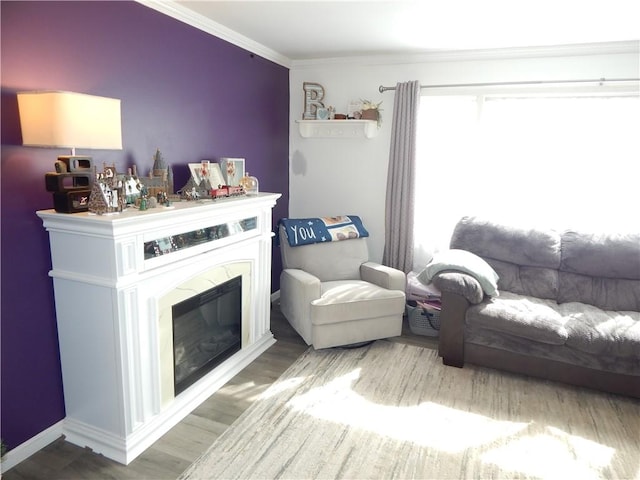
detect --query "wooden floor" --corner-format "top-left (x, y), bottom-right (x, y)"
top-left (3, 303), bottom-right (437, 480)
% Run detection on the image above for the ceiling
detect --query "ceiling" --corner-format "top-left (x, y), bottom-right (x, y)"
top-left (173, 0), bottom-right (640, 60)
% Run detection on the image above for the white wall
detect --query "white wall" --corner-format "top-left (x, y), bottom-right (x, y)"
top-left (289, 42), bottom-right (639, 263)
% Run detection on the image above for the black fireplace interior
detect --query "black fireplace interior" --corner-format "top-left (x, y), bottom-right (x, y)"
top-left (172, 276), bottom-right (242, 395)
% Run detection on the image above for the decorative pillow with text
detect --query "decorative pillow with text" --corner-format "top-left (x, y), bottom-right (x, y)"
top-left (279, 216), bottom-right (369, 247)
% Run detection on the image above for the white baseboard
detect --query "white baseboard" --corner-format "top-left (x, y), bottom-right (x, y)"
top-left (270, 290), bottom-right (280, 303)
top-left (0, 421), bottom-right (64, 473)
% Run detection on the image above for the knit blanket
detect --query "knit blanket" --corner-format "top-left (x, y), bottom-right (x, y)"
top-left (279, 216), bottom-right (369, 247)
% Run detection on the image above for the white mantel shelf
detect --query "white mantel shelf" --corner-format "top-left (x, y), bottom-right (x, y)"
top-left (37, 193), bottom-right (281, 465)
top-left (296, 119), bottom-right (378, 138)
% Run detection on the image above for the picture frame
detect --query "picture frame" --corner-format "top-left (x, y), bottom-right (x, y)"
top-left (187, 162), bottom-right (225, 188)
top-left (187, 163), bottom-right (205, 185)
top-left (219, 157), bottom-right (245, 186)
top-left (206, 161), bottom-right (225, 187)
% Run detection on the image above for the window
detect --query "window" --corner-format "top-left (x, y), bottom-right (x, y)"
top-left (413, 92), bottom-right (639, 270)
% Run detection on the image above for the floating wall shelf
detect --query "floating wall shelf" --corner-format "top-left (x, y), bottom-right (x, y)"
top-left (296, 120), bottom-right (378, 139)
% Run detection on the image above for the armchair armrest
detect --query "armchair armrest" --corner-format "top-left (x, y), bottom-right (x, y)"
top-left (280, 268), bottom-right (321, 308)
top-left (431, 271), bottom-right (484, 305)
top-left (361, 262), bottom-right (406, 291)
top-left (279, 268), bottom-right (321, 345)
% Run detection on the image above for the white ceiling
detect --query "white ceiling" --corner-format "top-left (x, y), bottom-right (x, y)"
top-left (172, 0), bottom-right (640, 60)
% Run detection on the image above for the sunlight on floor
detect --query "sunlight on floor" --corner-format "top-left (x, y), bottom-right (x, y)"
top-left (285, 368), bottom-right (615, 477)
top-left (287, 368), bottom-right (527, 452)
top-left (261, 376), bottom-right (307, 399)
top-left (481, 426), bottom-right (615, 479)
top-left (219, 380), bottom-right (272, 402)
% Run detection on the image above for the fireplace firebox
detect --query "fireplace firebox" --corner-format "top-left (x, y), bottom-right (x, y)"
top-left (172, 276), bottom-right (242, 395)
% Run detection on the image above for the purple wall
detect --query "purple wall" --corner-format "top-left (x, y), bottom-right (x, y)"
top-left (0, 1), bottom-right (289, 451)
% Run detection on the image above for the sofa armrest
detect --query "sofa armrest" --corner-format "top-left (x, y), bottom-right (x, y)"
top-left (432, 271), bottom-right (484, 304)
top-left (361, 262), bottom-right (406, 291)
top-left (437, 290), bottom-right (470, 368)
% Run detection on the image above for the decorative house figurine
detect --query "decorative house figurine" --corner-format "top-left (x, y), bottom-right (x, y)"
top-left (139, 148), bottom-right (174, 201)
top-left (88, 164), bottom-right (125, 215)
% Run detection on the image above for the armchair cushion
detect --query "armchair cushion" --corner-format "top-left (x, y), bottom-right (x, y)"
top-left (312, 280), bottom-right (406, 325)
top-left (280, 226), bottom-right (368, 281)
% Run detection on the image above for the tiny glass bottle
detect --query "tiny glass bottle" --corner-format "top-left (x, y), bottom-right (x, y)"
top-left (240, 172), bottom-right (259, 195)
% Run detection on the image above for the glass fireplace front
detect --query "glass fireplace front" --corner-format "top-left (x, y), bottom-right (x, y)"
top-left (172, 276), bottom-right (242, 395)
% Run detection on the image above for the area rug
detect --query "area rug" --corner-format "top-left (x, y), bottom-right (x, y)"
top-left (179, 341), bottom-right (640, 479)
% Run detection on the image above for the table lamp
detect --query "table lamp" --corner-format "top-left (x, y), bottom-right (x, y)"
top-left (17, 91), bottom-right (123, 212)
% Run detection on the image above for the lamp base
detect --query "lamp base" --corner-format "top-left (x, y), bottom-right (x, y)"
top-left (56, 155), bottom-right (93, 173)
top-left (45, 172), bottom-right (92, 192)
top-left (53, 190), bottom-right (91, 213)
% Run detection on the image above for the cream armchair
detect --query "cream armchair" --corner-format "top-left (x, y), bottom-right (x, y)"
top-left (278, 226), bottom-right (406, 349)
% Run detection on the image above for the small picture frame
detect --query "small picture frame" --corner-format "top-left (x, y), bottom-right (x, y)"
top-left (219, 157), bottom-right (245, 186)
top-left (204, 161), bottom-right (225, 187)
top-left (348, 101), bottom-right (363, 118)
top-left (188, 162), bottom-right (225, 188)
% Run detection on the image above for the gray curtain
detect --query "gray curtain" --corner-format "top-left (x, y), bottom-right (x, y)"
top-left (382, 80), bottom-right (420, 273)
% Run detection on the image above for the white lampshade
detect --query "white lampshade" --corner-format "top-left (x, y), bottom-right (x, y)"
top-left (17, 91), bottom-right (122, 151)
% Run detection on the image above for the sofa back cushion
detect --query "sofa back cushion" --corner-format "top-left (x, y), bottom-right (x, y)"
top-left (558, 231), bottom-right (640, 311)
top-left (450, 216), bottom-right (562, 300)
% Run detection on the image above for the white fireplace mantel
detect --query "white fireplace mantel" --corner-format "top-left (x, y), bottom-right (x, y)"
top-left (37, 192), bottom-right (281, 464)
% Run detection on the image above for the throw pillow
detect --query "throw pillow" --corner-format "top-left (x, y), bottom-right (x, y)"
top-left (418, 249), bottom-right (500, 297)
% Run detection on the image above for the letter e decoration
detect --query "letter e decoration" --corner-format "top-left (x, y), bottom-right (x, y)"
top-left (303, 82), bottom-right (325, 120)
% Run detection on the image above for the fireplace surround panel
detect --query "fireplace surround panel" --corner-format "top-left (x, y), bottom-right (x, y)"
top-left (159, 262), bottom-right (252, 406)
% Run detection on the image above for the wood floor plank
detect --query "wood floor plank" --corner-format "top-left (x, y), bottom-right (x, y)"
top-left (2, 304), bottom-right (433, 479)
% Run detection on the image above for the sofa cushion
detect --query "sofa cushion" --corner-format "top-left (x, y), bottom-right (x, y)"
top-left (558, 272), bottom-right (640, 312)
top-left (560, 302), bottom-right (640, 359)
top-left (488, 259), bottom-right (559, 300)
top-left (466, 292), bottom-right (568, 345)
top-left (465, 324), bottom-right (640, 376)
top-left (560, 230), bottom-right (640, 280)
top-left (558, 230), bottom-right (640, 311)
top-left (311, 280), bottom-right (406, 325)
top-left (450, 216), bottom-right (562, 269)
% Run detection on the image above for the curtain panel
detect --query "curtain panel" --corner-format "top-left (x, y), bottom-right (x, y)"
top-left (382, 80), bottom-right (420, 272)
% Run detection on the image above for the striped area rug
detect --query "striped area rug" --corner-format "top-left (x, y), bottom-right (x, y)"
top-left (180, 341), bottom-right (639, 479)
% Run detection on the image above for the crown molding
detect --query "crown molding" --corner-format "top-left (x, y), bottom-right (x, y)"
top-left (132, 3), bottom-right (637, 72)
top-left (291, 41), bottom-right (640, 68)
top-left (136, 0), bottom-right (292, 69)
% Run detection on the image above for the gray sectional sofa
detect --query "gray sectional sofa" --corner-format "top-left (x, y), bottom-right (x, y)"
top-left (431, 216), bottom-right (640, 398)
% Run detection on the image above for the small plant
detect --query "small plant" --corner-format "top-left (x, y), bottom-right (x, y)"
top-left (360, 99), bottom-right (383, 111)
top-left (1, 438), bottom-right (7, 457)
top-left (360, 99), bottom-right (383, 127)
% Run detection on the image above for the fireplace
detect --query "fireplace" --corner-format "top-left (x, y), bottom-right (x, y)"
top-left (173, 276), bottom-right (242, 395)
top-left (38, 193), bottom-right (280, 464)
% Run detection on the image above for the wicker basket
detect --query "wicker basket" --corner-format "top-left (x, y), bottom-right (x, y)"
top-left (406, 303), bottom-right (441, 337)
